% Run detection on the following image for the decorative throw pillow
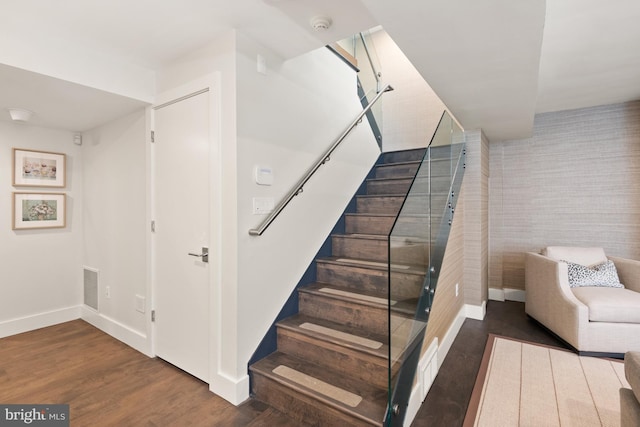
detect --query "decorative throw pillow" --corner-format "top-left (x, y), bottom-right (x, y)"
top-left (562, 259), bottom-right (625, 288)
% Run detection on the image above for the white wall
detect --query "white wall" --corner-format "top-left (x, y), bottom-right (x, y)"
top-left (0, 122), bottom-right (83, 337)
top-left (0, 28), bottom-right (381, 405)
top-left (371, 30), bottom-right (448, 152)
top-left (157, 30), bottom-right (380, 404)
top-left (234, 33), bottom-right (380, 381)
top-left (81, 110), bottom-right (149, 352)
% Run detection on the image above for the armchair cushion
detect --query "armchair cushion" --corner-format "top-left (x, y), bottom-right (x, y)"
top-left (572, 287), bottom-right (640, 323)
top-left (543, 246), bottom-right (608, 265)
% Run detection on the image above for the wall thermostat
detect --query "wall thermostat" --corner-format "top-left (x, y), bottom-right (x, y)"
top-left (255, 165), bottom-right (273, 186)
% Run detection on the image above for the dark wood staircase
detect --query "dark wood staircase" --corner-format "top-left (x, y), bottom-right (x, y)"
top-left (249, 148), bottom-right (427, 426)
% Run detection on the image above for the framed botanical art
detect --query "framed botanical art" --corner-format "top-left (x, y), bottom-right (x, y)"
top-left (12, 148), bottom-right (66, 188)
top-left (12, 192), bottom-right (66, 230)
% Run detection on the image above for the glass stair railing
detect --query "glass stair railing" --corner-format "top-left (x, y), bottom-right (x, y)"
top-left (333, 29), bottom-right (385, 148)
top-left (386, 111), bottom-right (466, 426)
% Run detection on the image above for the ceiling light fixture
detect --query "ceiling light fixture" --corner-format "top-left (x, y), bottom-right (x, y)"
top-left (310, 16), bottom-right (332, 32)
top-left (8, 108), bottom-right (34, 123)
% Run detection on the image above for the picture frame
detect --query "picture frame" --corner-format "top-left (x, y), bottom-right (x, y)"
top-left (12, 192), bottom-right (66, 230)
top-left (12, 148), bottom-right (66, 188)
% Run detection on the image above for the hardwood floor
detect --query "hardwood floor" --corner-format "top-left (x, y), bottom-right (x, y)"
top-left (0, 301), bottom-right (563, 426)
top-left (0, 320), bottom-right (305, 426)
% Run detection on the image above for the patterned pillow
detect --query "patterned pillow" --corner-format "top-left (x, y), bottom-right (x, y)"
top-left (562, 259), bottom-right (625, 288)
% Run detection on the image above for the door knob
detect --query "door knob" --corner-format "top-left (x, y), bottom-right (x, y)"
top-left (188, 247), bottom-right (208, 263)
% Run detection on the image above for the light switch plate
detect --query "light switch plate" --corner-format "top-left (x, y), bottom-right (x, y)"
top-left (253, 197), bottom-right (274, 214)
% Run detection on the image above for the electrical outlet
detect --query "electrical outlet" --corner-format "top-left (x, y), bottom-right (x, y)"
top-left (455, 283), bottom-right (459, 297)
top-left (105, 286), bottom-right (111, 299)
top-left (135, 295), bottom-right (146, 313)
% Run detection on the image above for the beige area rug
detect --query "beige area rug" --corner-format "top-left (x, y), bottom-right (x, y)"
top-left (464, 335), bottom-right (630, 427)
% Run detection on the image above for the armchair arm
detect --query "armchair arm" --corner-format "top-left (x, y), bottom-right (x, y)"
top-left (609, 256), bottom-right (640, 293)
top-left (525, 252), bottom-right (589, 349)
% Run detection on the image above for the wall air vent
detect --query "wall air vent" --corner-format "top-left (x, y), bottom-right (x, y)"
top-left (83, 267), bottom-right (99, 310)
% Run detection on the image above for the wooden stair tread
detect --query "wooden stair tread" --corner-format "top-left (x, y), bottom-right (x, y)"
top-left (344, 212), bottom-right (396, 217)
top-left (366, 176), bottom-right (413, 183)
top-left (375, 160), bottom-right (421, 167)
top-left (332, 233), bottom-right (388, 241)
top-left (301, 283), bottom-right (417, 318)
top-left (278, 314), bottom-right (389, 359)
top-left (316, 256), bottom-right (427, 275)
top-left (300, 283), bottom-right (388, 307)
top-left (356, 192), bottom-right (449, 199)
top-left (345, 212), bottom-right (433, 220)
top-left (250, 352), bottom-right (387, 425)
top-left (356, 194), bottom-right (406, 199)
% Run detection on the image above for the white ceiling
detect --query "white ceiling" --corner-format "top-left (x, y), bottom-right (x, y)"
top-left (1, 0), bottom-right (639, 139)
top-left (0, 64), bottom-right (148, 131)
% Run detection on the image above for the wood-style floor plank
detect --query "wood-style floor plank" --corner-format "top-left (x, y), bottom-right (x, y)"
top-left (0, 301), bottom-right (562, 426)
top-left (0, 320), bottom-right (305, 427)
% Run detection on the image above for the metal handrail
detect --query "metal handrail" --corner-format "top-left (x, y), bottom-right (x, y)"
top-left (249, 84), bottom-right (394, 236)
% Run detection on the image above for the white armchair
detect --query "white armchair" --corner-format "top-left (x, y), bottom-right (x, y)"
top-left (525, 246), bottom-right (640, 355)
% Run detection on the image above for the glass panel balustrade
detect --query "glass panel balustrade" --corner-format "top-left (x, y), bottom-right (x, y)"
top-left (386, 111), bottom-right (465, 425)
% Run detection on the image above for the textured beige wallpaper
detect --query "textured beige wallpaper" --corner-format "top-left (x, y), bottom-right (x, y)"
top-left (489, 101), bottom-right (640, 291)
top-left (464, 130), bottom-right (490, 305)
top-left (424, 184), bottom-right (465, 351)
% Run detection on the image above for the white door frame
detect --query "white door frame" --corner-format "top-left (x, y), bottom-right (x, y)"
top-left (147, 73), bottom-right (222, 384)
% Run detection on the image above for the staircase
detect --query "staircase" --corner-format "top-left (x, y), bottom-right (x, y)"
top-left (249, 148), bottom-right (427, 426)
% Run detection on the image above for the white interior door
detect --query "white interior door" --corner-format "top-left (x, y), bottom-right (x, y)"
top-left (153, 89), bottom-right (210, 382)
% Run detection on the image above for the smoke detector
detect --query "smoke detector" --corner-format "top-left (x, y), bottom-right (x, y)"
top-left (8, 108), bottom-right (33, 122)
top-left (310, 16), bottom-right (332, 32)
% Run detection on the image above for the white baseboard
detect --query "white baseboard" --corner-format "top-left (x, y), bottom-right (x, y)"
top-left (209, 372), bottom-right (250, 406)
top-left (0, 306), bottom-right (82, 339)
top-left (504, 288), bottom-right (526, 302)
top-left (438, 305), bottom-right (468, 367)
top-left (465, 301), bottom-right (487, 321)
top-left (488, 288), bottom-right (505, 301)
top-left (403, 305), bottom-right (467, 426)
top-left (489, 288), bottom-right (526, 303)
top-left (81, 306), bottom-right (152, 357)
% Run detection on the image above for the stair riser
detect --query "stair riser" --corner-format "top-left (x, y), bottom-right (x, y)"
top-left (316, 262), bottom-right (423, 300)
top-left (389, 216), bottom-right (429, 238)
top-left (277, 328), bottom-right (387, 389)
top-left (380, 149), bottom-right (425, 164)
top-left (332, 236), bottom-right (388, 263)
top-left (251, 373), bottom-right (377, 427)
top-left (366, 179), bottom-right (412, 195)
top-left (345, 215), bottom-right (395, 235)
top-left (398, 194), bottom-right (448, 215)
top-left (365, 175), bottom-right (452, 198)
top-left (317, 262), bottom-right (387, 294)
top-left (356, 197), bottom-right (404, 215)
top-left (409, 175), bottom-right (452, 193)
top-left (390, 243), bottom-right (429, 266)
top-left (374, 163), bottom-right (419, 179)
top-left (390, 271), bottom-right (424, 301)
top-left (299, 293), bottom-right (388, 336)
